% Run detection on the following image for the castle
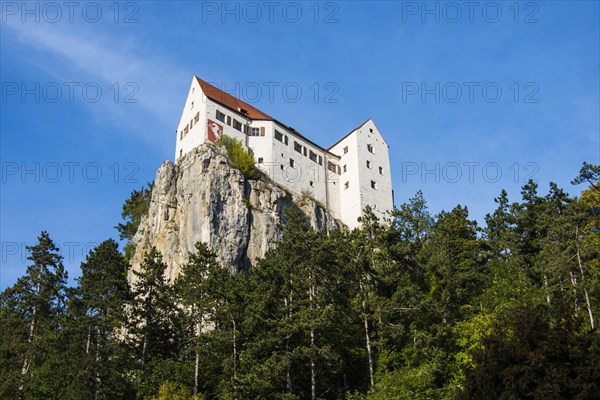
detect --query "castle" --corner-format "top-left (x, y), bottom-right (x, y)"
top-left (175, 76), bottom-right (394, 229)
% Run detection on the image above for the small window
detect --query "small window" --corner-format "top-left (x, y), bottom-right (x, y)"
top-left (370, 128), bottom-right (373, 133)
top-left (367, 144), bottom-right (374, 154)
top-left (194, 112), bottom-right (199, 123)
top-left (303, 147), bottom-right (307, 157)
top-left (318, 155), bottom-right (323, 165)
top-left (275, 130), bottom-right (283, 142)
top-left (280, 165), bottom-right (284, 170)
top-left (309, 151), bottom-right (317, 163)
top-left (284, 136), bottom-right (289, 145)
top-left (371, 180), bottom-right (377, 189)
top-left (251, 127), bottom-right (260, 136)
top-left (294, 141), bottom-right (303, 154)
top-left (191, 87), bottom-right (195, 93)
top-left (190, 101), bottom-right (194, 109)
top-left (379, 166), bottom-right (383, 175)
top-left (216, 110), bottom-right (225, 123)
top-left (258, 157), bottom-right (263, 164)
top-left (343, 164), bottom-right (347, 173)
top-left (327, 162), bottom-right (337, 174)
top-left (344, 181), bottom-right (349, 190)
top-left (290, 159), bottom-right (295, 168)
top-left (180, 149), bottom-right (183, 157)
top-left (310, 181), bottom-right (314, 187)
top-left (190, 119), bottom-right (194, 129)
top-left (366, 160), bottom-right (371, 169)
top-left (226, 115), bottom-right (232, 126)
top-left (343, 146), bottom-right (348, 154)
top-left (233, 119), bottom-right (242, 131)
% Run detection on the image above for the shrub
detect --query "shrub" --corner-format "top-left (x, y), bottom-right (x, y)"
top-left (218, 135), bottom-right (256, 179)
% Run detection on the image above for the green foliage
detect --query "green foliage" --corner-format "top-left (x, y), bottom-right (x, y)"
top-left (3, 171), bottom-right (600, 399)
top-left (218, 135), bottom-right (256, 178)
top-left (116, 182), bottom-right (153, 261)
top-left (458, 306), bottom-right (600, 399)
top-left (572, 162), bottom-right (600, 191)
top-left (150, 381), bottom-right (204, 400)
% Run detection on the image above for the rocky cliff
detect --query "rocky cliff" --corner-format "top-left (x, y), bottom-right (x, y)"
top-left (128, 144), bottom-right (340, 283)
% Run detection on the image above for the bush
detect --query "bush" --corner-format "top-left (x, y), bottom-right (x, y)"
top-left (149, 381), bottom-right (204, 400)
top-left (218, 135), bottom-right (256, 179)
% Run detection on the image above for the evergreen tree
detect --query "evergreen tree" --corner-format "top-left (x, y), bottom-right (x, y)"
top-left (0, 232), bottom-right (67, 400)
top-left (128, 247), bottom-right (181, 399)
top-left (74, 239), bottom-right (131, 399)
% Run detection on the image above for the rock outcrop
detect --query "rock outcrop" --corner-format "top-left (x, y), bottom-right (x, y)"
top-left (128, 144), bottom-right (340, 283)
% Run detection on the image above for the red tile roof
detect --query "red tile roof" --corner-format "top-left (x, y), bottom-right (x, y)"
top-left (194, 76), bottom-right (367, 157)
top-left (195, 76), bottom-right (274, 120)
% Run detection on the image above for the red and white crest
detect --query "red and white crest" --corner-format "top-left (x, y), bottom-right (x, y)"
top-left (207, 119), bottom-right (224, 142)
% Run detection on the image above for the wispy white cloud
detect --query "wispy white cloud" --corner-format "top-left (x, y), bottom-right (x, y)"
top-left (3, 21), bottom-right (189, 145)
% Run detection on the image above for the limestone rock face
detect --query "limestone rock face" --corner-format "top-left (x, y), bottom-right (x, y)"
top-left (128, 144), bottom-right (340, 284)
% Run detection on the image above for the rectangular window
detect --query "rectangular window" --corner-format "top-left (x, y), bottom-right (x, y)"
top-left (216, 110), bottom-right (225, 123)
top-left (371, 180), bottom-right (377, 189)
top-left (294, 141), bottom-right (303, 153)
top-left (367, 144), bottom-right (374, 153)
top-left (344, 181), bottom-right (349, 190)
top-left (303, 147), bottom-right (307, 157)
top-left (275, 130), bottom-right (283, 142)
top-left (184, 125), bottom-right (189, 134)
top-left (233, 119), bottom-right (242, 131)
top-left (226, 115), bottom-right (232, 126)
top-left (327, 161), bottom-right (337, 174)
top-left (318, 155), bottom-right (323, 165)
top-left (290, 158), bottom-right (295, 168)
top-left (366, 160), bottom-right (371, 169)
top-left (343, 164), bottom-right (347, 173)
top-left (284, 136), bottom-right (289, 145)
top-left (379, 166), bottom-right (383, 175)
top-left (343, 146), bottom-right (348, 154)
top-left (194, 112), bottom-right (200, 123)
top-left (251, 127), bottom-right (260, 136)
top-left (258, 157), bottom-right (263, 164)
top-left (309, 151), bottom-right (317, 163)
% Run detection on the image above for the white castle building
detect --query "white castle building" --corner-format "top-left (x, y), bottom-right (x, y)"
top-left (175, 76), bottom-right (394, 229)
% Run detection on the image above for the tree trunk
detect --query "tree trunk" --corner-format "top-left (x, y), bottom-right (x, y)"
top-left (359, 278), bottom-right (375, 388)
top-left (284, 294), bottom-right (293, 394)
top-left (94, 338), bottom-right (102, 400)
top-left (194, 351), bottom-right (200, 396)
top-left (19, 280), bottom-right (40, 399)
top-left (309, 272), bottom-right (316, 400)
top-left (231, 315), bottom-right (238, 381)
top-left (575, 227), bottom-right (595, 329)
top-left (544, 275), bottom-right (551, 304)
top-left (569, 270), bottom-right (580, 314)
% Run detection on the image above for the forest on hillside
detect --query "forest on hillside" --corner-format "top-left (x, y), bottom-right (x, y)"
top-left (1, 162), bottom-right (599, 400)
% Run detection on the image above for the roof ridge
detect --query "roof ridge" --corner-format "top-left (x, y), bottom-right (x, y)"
top-left (327, 117), bottom-right (372, 150)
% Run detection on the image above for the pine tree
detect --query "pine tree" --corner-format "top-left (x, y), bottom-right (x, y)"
top-left (0, 232), bottom-right (67, 400)
top-left (128, 247), bottom-right (181, 399)
top-left (75, 239), bottom-right (131, 399)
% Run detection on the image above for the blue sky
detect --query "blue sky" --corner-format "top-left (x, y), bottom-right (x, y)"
top-left (1, 1), bottom-right (599, 289)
